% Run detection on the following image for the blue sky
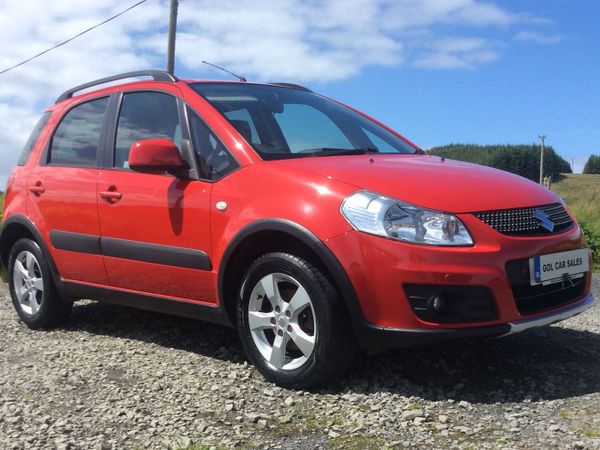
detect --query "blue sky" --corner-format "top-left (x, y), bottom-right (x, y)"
top-left (0, 0), bottom-right (599, 187)
top-left (314, 1), bottom-right (600, 173)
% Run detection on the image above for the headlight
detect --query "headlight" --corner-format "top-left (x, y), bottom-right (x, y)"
top-left (341, 190), bottom-right (473, 246)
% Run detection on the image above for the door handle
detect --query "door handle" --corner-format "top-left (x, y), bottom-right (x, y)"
top-left (29, 181), bottom-right (45, 196)
top-left (99, 186), bottom-right (123, 203)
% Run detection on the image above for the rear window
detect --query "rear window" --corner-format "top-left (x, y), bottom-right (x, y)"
top-left (17, 112), bottom-right (51, 166)
top-left (47, 97), bottom-right (109, 167)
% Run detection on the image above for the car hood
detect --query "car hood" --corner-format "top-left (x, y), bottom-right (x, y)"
top-left (270, 154), bottom-right (561, 213)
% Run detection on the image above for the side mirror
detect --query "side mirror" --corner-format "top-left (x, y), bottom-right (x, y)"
top-left (129, 139), bottom-right (184, 176)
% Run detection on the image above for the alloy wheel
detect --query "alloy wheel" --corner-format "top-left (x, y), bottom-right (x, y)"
top-left (12, 250), bottom-right (44, 315)
top-left (247, 273), bottom-right (317, 370)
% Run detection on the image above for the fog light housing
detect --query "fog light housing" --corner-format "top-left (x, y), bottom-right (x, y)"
top-left (404, 284), bottom-right (498, 323)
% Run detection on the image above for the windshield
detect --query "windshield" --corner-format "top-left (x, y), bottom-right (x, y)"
top-left (190, 83), bottom-right (419, 160)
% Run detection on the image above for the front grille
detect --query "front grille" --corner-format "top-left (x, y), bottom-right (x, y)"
top-left (506, 259), bottom-right (587, 315)
top-left (474, 203), bottom-right (573, 236)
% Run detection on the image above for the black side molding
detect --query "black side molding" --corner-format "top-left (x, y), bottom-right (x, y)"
top-left (50, 231), bottom-right (100, 255)
top-left (102, 236), bottom-right (211, 270)
top-left (49, 230), bottom-right (211, 271)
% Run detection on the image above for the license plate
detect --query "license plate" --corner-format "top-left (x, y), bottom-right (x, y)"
top-left (529, 249), bottom-right (589, 286)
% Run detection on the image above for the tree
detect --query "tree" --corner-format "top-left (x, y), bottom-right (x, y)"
top-left (583, 154), bottom-right (600, 174)
top-left (429, 144), bottom-right (572, 181)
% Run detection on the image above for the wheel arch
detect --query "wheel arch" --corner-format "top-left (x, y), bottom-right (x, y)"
top-left (218, 219), bottom-right (365, 333)
top-left (0, 215), bottom-right (63, 290)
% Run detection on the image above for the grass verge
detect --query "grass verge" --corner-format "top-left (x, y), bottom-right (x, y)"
top-left (552, 173), bottom-right (600, 271)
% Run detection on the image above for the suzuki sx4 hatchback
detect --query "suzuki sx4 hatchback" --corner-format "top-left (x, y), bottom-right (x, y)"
top-left (0, 70), bottom-right (594, 388)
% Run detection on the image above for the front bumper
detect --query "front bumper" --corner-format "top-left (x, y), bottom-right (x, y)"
top-left (324, 217), bottom-right (593, 349)
top-left (359, 292), bottom-right (594, 349)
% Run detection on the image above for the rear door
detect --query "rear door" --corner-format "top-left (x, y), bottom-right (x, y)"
top-left (28, 96), bottom-right (109, 284)
top-left (97, 88), bottom-right (215, 302)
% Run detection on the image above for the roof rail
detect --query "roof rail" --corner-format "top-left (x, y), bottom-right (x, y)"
top-left (269, 82), bottom-right (312, 92)
top-left (55, 70), bottom-right (179, 103)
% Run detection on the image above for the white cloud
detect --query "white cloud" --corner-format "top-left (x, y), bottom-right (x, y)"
top-left (168, 0), bottom-right (518, 82)
top-left (514, 30), bottom-right (562, 45)
top-left (0, 0), bottom-right (167, 185)
top-left (413, 37), bottom-right (499, 69)
top-left (0, 0), bottom-right (555, 184)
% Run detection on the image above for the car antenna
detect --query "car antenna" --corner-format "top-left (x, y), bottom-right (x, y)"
top-left (202, 61), bottom-right (247, 82)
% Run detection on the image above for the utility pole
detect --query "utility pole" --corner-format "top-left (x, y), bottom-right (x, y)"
top-left (166, 0), bottom-right (179, 75)
top-left (538, 134), bottom-right (546, 184)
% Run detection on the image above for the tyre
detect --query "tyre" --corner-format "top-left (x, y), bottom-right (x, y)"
top-left (8, 238), bottom-right (72, 329)
top-left (238, 252), bottom-right (355, 388)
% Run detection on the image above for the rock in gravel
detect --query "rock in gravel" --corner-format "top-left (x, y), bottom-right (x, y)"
top-left (414, 417), bottom-right (426, 425)
top-left (401, 409), bottom-right (424, 421)
top-left (458, 400), bottom-right (473, 410)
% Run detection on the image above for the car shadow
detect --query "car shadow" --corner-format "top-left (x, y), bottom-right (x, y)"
top-left (336, 324), bottom-right (600, 403)
top-left (64, 300), bottom-right (600, 403)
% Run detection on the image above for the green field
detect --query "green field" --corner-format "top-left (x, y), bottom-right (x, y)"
top-left (551, 173), bottom-right (600, 271)
top-left (551, 174), bottom-right (600, 225)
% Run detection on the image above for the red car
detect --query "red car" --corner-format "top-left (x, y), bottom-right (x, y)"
top-left (0, 70), bottom-right (594, 388)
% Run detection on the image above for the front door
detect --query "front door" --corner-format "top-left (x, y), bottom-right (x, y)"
top-left (97, 89), bottom-right (215, 302)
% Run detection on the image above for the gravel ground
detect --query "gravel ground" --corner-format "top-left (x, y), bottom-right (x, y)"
top-left (0, 276), bottom-right (599, 450)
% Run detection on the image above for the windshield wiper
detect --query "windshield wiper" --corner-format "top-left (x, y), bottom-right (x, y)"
top-left (299, 147), bottom-right (380, 156)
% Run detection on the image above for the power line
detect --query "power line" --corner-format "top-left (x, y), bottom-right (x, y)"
top-left (0, 0), bottom-right (148, 77)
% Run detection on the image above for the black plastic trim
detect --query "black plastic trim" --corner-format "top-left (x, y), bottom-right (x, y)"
top-left (50, 231), bottom-right (100, 254)
top-left (0, 215), bottom-right (63, 290)
top-left (102, 236), bottom-right (211, 270)
top-left (56, 70), bottom-right (178, 103)
top-left (100, 93), bottom-right (121, 169)
top-left (48, 230), bottom-right (211, 270)
top-left (268, 82), bottom-right (313, 92)
top-left (360, 322), bottom-right (511, 349)
top-left (403, 283), bottom-right (498, 323)
top-left (62, 281), bottom-right (232, 327)
top-left (217, 218), bottom-right (367, 333)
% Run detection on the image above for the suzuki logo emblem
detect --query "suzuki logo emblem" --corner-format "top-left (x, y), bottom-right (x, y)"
top-left (534, 209), bottom-right (555, 232)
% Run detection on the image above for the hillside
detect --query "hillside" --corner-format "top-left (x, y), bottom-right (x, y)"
top-left (430, 144), bottom-right (572, 182)
top-left (551, 173), bottom-right (600, 270)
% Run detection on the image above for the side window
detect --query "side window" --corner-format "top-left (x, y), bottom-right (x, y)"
top-left (48, 98), bottom-right (108, 167)
top-left (187, 107), bottom-right (239, 180)
top-left (114, 91), bottom-right (181, 168)
top-left (18, 112), bottom-right (51, 166)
